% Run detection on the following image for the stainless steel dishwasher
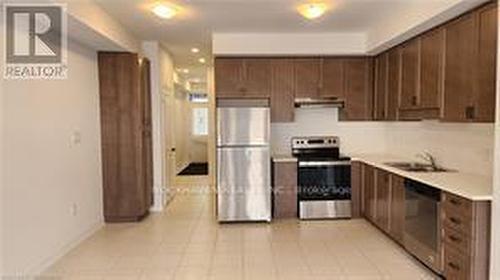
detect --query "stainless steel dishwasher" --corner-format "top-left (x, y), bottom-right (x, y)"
top-left (404, 179), bottom-right (442, 273)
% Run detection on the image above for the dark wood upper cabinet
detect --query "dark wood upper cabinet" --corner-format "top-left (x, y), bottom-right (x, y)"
top-left (420, 28), bottom-right (444, 110)
top-left (374, 53), bottom-right (388, 120)
top-left (442, 3), bottom-right (498, 122)
top-left (386, 48), bottom-right (401, 121)
top-left (244, 59), bottom-right (272, 97)
top-left (214, 58), bottom-right (271, 98)
top-left (400, 38), bottom-right (420, 111)
top-left (271, 59), bottom-right (295, 123)
top-left (320, 58), bottom-right (344, 98)
top-left (339, 58), bottom-right (374, 121)
top-left (443, 11), bottom-right (479, 122)
top-left (294, 58), bottom-right (321, 98)
top-left (475, 3), bottom-right (497, 122)
top-left (215, 58), bottom-right (245, 97)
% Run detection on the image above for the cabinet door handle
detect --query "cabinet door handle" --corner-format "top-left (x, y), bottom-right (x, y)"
top-left (465, 106), bottom-right (475, 120)
top-left (448, 262), bottom-right (461, 271)
top-left (449, 198), bottom-right (462, 206)
top-left (449, 217), bottom-right (462, 225)
top-left (448, 234), bottom-right (462, 243)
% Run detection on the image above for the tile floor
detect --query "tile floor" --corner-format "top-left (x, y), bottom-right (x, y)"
top-left (45, 186), bottom-right (439, 280)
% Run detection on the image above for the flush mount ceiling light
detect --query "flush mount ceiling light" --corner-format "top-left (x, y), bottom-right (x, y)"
top-left (198, 57), bottom-right (206, 64)
top-left (297, 3), bottom-right (328, 20)
top-left (191, 48), bottom-right (200, 53)
top-left (152, 3), bottom-right (179, 19)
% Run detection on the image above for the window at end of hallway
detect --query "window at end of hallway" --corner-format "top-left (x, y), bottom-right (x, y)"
top-left (193, 107), bottom-right (208, 136)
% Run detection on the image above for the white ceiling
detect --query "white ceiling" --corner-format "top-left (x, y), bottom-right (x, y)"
top-left (94, 0), bottom-right (472, 82)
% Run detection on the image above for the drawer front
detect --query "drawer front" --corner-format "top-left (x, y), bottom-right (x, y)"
top-left (443, 210), bottom-right (472, 235)
top-left (444, 247), bottom-right (470, 280)
top-left (443, 226), bottom-right (471, 254)
top-left (442, 192), bottom-right (472, 218)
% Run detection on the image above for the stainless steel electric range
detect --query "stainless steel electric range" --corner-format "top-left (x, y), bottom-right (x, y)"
top-left (292, 136), bottom-right (351, 219)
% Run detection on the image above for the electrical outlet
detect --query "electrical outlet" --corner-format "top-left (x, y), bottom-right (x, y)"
top-left (71, 203), bottom-right (78, 217)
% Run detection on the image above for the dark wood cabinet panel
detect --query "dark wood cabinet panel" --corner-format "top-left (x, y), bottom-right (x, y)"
top-left (374, 53), bottom-right (388, 120)
top-left (140, 59), bottom-right (153, 209)
top-left (442, 192), bottom-right (491, 280)
top-left (271, 59), bottom-right (295, 123)
top-left (375, 169), bottom-right (390, 231)
top-left (244, 59), bottom-right (272, 97)
top-left (475, 3), bottom-right (497, 122)
top-left (400, 39), bottom-right (420, 111)
top-left (363, 164), bottom-right (376, 223)
top-left (442, 3), bottom-right (497, 122)
top-left (387, 48), bottom-right (401, 121)
top-left (320, 58), bottom-right (344, 98)
top-left (443, 13), bottom-right (478, 122)
top-left (340, 58), bottom-right (374, 121)
top-left (215, 58), bottom-right (245, 97)
top-left (273, 161), bottom-right (298, 218)
top-left (98, 52), bottom-right (153, 223)
top-left (294, 58), bottom-right (321, 98)
top-left (351, 161), bottom-right (363, 218)
top-left (420, 28), bottom-right (444, 110)
top-left (389, 175), bottom-right (405, 244)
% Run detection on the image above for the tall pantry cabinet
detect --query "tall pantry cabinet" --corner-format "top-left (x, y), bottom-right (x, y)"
top-left (98, 52), bottom-right (153, 223)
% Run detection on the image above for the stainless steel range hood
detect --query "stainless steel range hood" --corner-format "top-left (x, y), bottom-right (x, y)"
top-left (294, 97), bottom-right (345, 108)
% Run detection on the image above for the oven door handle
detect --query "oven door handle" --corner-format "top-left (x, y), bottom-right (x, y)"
top-left (299, 161), bottom-right (351, 167)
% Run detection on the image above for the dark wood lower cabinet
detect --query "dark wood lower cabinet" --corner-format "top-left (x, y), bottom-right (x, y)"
top-left (389, 175), bottom-right (405, 244)
top-left (357, 161), bottom-right (491, 280)
top-left (350, 161), bottom-right (363, 218)
top-left (362, 164), bottom-right (376, 222)
top-left (442, 192), bottom-right (491, 280)
top-left (98, 52), bottom-right (153, 223)
top-left (273, 161), bottom-right (298, 218)
top-left (375, 169), bottom-right (390, 232)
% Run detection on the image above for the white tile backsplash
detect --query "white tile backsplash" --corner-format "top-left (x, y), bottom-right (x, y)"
top-left (271, 108), bottom-right (494, 177)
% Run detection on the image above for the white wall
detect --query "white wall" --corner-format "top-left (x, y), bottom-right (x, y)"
top-left (189, 102), bottom-right (208, 163)
top-left (213, 33), bottom-right (366, 56)
top-left (159, 47), bottom-right (176, 189)
top-left (489, 1), bottom-right (500, 277)
top-left (2, 39), bottom-right (103, 275)
top-left (142, 42), bottom-right (178, 210)
top-left (142, 42), bottom-right (167, 211)
top-left (272, 109), bottom-right (494, 177)
top-left (366, 0), bottom-right (488, 53)
top-left (173, 88), bottom-right (191, 173)
top-left (272, 109), bottom-right (387, 156)
top-left (384, 122), bottom-right (494, 176)
top-left (0, 9), bottom-right (5, 277)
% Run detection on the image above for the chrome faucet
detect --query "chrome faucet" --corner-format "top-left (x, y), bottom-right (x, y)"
top-left (416, 152), bottom-right (439, 171)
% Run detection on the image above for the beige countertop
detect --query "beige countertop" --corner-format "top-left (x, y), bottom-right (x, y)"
top-left (352, 154), bottom-right (493, 201)
top-left (272, 154), bottom-right (298, 163)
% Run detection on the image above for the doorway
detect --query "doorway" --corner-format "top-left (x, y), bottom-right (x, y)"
top-left (166, 68), bottom-right (213, 188)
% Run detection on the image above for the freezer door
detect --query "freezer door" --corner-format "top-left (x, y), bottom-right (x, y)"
top-left (217, 107), bottom-right (270, 146)
top-left (217, 146), bottom-right (271, 222)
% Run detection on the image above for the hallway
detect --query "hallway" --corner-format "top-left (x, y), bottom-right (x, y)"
top-left (45, 187), bottom-right (438, 280)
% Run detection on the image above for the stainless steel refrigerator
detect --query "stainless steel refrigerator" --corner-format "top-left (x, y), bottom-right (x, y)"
top-left (216, 101), bottom-right (271, 222)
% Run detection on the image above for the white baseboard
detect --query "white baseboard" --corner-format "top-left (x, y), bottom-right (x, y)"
top-left (30, 221), bottom-right (104, 276)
